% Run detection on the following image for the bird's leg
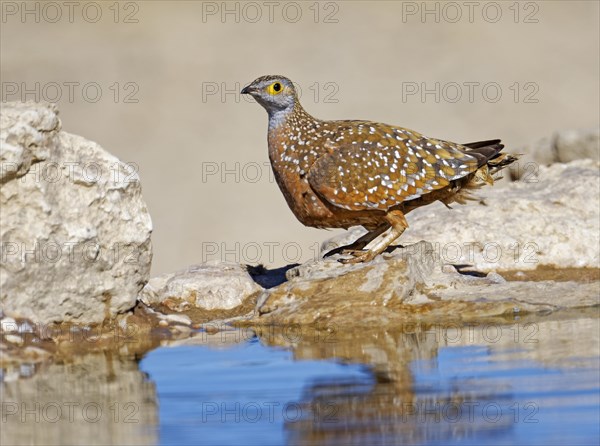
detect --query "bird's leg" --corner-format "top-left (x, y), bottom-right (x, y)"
top-left (339, 210), bottom-right (408, 264)
top-left (323, 224), bottom-right (390, 258)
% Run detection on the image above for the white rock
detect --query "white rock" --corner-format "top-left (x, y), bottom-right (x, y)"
top-left (510, 128), bottom-right (599, 180)
top-left (0, 102), bottom-right (55, 182)
top-left (0, 102), bottom-right (152, 324)
top-left (555, 128), bottom-right (600, 163)
top-left (139, 262), bottom-right (263, 311)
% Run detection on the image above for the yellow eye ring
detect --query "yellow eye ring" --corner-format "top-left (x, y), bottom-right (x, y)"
top-left (267, 82), bottom-right (283, 95)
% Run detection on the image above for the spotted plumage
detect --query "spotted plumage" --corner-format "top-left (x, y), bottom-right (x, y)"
top-left (241, 75), bottom-right (518, 263)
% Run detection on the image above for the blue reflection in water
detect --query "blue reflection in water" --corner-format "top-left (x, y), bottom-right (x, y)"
top-left (141, 337), bottom-right (600, 445)
top-left (411, 346), bottom-right (600, 445)
top-left (140, 337), bottom-right (373, 446)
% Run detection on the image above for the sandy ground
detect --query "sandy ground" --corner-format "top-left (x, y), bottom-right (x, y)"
top-left (1, 1), bottom-right (598, 274)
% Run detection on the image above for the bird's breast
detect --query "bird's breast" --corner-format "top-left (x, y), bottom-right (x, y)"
top-left (267, 131), bottom-right (338, 226)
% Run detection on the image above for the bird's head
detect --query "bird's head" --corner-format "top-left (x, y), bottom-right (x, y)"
top-left (241, 75), bottom-right (297, 115)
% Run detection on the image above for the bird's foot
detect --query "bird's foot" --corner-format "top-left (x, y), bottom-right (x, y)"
top-left (337, 249), bottom-right (376, 264)
top-left (324, 242), bottom-right (368, 258)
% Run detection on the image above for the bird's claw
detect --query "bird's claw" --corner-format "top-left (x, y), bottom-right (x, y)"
top-left (337, 249), bottom-right (375, 264)
top-left (324, 244), bottom-right (367, 258)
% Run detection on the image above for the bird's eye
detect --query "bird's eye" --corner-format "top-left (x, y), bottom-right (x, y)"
top-left (267, 82), bottom-right (283, 95)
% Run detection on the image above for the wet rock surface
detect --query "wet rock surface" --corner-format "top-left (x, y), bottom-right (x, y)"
top-left (249, 241), bottom-right (599, 326)
top-left (0, 102), bottom-right (152, 325)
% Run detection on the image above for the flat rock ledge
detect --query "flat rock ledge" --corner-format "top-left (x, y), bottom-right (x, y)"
top-left (133, 246), bottom-right (598, 329)
top-left (249, 241), bottom-right (598, 326)
top-left (135, 239), bottom-right (598, 328)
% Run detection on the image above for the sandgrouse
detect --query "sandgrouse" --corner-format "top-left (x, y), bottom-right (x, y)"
top-left (241, 75), bottom-right (518, 263)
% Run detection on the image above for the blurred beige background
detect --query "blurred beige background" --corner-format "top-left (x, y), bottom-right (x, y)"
top-left (2, 1), bottom-right (598, 274)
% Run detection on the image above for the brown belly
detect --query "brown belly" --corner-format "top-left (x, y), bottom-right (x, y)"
top-left (272, 166), bottom-right (385, 230)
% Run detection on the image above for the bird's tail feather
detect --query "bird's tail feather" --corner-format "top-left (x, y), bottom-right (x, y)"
top-left (440, 140), bottom-right (519, 207)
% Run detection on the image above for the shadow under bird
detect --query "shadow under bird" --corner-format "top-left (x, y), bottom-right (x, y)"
top-left (241, 75), bottom-right (518, 263)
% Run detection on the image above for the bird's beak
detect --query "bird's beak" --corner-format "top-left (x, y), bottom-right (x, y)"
top-left (241, 85), bottom-right (255, 95)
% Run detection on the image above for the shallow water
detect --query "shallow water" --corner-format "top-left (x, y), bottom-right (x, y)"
top-left (2, 313), bottom-right (599, 445)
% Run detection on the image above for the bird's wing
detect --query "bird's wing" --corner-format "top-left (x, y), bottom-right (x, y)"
top-left (307, 122), bottom-right (479, 211)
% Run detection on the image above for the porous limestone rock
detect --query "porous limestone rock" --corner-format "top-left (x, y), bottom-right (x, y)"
top-left (0, 102), bottom-right (152, 324)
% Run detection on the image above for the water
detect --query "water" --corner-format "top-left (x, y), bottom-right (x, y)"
top-left (2, 314), bottom-right (599, 445)
top-left (142, 340), bottom-right (372, 446)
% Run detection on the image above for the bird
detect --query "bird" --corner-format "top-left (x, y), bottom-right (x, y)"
top-left (241, 75), bottom-right (518, 264)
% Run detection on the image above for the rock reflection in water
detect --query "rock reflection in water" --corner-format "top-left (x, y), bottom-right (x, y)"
top-left (2, 313), bottom-right (597, 445)
top-left (1, 353), bottom-right (158, 445)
